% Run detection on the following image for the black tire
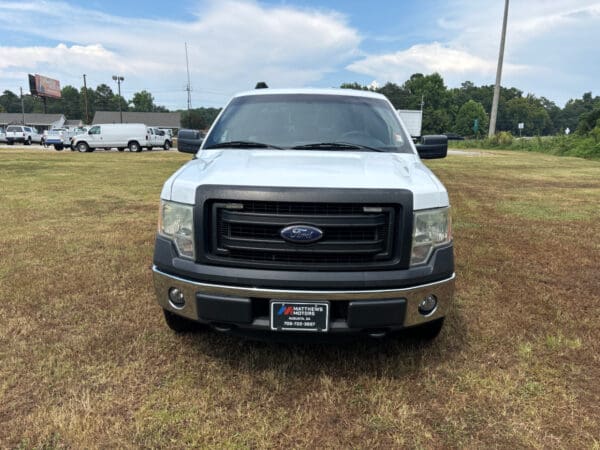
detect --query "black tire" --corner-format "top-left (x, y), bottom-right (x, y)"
top-left (163, 141), bottom-right (171, 150)
top-left (163, 309), bottom-right (198, 333)
top-left (25, 137), bottom-right (32, 145)
top-left (55, 145), bottom-right (63, 151)
top-left (117, 147), bottom-right (125, 152)
top-left (128, 141), bottom-right (141, 152)
top-left (77, 141), bottom-right (90, 153)
top-left (412, 318), bottom-right (445, 340)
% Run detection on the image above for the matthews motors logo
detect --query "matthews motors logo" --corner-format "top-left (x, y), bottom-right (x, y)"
top-left (277, 305), bottom-right (295, 316)
top-left (280, 225), bottom-right (323, 244)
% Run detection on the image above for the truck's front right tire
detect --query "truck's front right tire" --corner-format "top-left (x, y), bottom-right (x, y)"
top-left (129, 141), bottom-right (141, 152)
top-left (163, 309), bottom-right (199, 333)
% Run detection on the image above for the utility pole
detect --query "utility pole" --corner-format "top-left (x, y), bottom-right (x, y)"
top-left (185, 42), bottom-right (193, 112)
top-left (20, 87), bottom-right (25, 124)
top-left (83, 74), bottom-right (89, 124)
top-left (488, 0), bottom-right (509, 138)
top-left (112, 75), bottom-right (125, 123)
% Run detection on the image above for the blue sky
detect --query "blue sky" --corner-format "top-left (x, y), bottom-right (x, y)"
top-left (1, 0), bottom-right (598, 110)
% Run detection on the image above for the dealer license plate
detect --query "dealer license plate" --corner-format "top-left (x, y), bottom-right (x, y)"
top-left (270, 301), bottom-right (329, 332)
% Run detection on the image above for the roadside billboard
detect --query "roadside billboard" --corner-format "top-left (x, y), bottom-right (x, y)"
top-left (28, 74), bottom-right (61, 99)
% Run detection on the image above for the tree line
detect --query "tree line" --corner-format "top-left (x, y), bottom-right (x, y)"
top-left (342, 74), bottom-right (600, 137)
top-left (1, 73), bottom-right (598, 136)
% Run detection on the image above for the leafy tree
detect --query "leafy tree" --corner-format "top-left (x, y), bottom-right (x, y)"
top-left (454, 100), bottom-right (489, 137)
top-left (131, 90), bottom-right (155, 112)
top-left (0, 90), bottom-right (20, 112)
top-left (60, 86), bottom-right (81, 119)
top-left (94, 84), bottom-right (115, 111)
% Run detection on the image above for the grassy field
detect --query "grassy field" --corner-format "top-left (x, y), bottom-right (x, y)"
top-left (1, 147), bottom-right (599, 448)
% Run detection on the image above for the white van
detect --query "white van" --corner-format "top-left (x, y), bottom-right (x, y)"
top-left (71, 123), bottom-right (149, 152)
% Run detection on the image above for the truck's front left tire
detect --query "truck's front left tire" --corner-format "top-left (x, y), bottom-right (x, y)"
top-left (163, 141), bottom-right (171, 150)
top-left (163, 309), bottom-right (199, 333)
top-left (77, 142), bottom-right (90, 153)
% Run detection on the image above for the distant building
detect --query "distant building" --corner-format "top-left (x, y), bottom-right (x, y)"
top-left (92, 111), bottom-right (181, 129)
top-left (0, 113), bottom-right (65, 130)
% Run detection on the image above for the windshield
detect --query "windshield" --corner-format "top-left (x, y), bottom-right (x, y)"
top-left (203, 94), bottom-right (413, 153)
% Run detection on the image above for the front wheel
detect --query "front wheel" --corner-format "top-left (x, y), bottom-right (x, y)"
top-left (163, 141), bottom-right (171, 150)
top-left (25, 137), bottom-right (32, 145)
top-left (163, 309), bottom-right (199, 333)
top-left (77, 142), bottom-right (90, 153)
top-left (128, 141), bottom-right (141, 152)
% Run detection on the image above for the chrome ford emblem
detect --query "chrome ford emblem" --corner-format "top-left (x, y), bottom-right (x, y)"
top-left (280, 225), bottom-right (323, 244)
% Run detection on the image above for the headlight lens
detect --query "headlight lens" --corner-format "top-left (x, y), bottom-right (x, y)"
top-left (410, 207), bottom-right (452, 266)
top-left (158, 200), bottom-right (195, 259)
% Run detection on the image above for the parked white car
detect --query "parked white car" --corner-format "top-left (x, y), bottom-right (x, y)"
top-left (153, 88), bottom-right (454, 340)
top-left (71, 123), bottom-right (150, 152)
top-left (5, 125), bottom-right (42, 145)
top-left (147, 127), bottom-right (172, 150)
top-left (46, 128), bottom-right (77, 150)
top-left (0, 127), bottom-right (6, 143)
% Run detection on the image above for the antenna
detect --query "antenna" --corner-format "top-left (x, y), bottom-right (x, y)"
top-left (185, 42), bottom-right (192, 111)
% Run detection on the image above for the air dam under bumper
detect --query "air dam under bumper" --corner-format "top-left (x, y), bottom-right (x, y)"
top-left (153, 266), bottom-right (455, 334)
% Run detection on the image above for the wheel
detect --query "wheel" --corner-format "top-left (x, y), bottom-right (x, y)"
top-left (128, 141), bottom-right (141, 152)
top-left (163, 141), bottom-right (171, 150)
top-left (55, 145), bottom-right (63, 151)
top-left (411, 318), bottom-right (445, 340)
top-left (163, 309), bottom-right (198, 333)
top-left (117, 147), bottom-right (125, 152)
top-left (77, 142), bottom-right (90, 153)
top-left (25, 137), bottom-right (32, 145)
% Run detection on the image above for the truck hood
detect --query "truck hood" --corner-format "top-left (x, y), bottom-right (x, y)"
top-left (162, 149), bottom-right (448, 210)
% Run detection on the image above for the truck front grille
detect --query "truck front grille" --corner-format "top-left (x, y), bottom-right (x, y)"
top-left (206, 200), bottom-right (400, 271)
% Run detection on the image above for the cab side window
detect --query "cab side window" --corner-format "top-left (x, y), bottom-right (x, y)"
top-left (89, 126), bottom-right (101, 135)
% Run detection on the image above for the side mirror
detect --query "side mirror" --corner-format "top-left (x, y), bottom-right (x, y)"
top-left (88, 130), bottom-right (92, 135)
top-left (415, 135), bottom-right (448, 159)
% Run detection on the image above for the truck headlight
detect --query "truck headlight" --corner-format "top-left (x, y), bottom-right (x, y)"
top-left (158, 200), bottom-right (195, 259)
top-left (410, 207), bottom-right (452, 266)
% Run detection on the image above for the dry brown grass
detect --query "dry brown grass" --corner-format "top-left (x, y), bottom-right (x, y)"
top-left (1, 147), bottom-right (599, 448)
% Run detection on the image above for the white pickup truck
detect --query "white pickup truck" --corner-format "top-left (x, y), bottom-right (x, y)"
top-left (152, 88), bottom-right (454, 341)
top-left (5, 125), bottom-right (42, 145)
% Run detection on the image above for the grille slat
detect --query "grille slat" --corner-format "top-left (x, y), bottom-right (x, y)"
top-left (208, 200), bottom-right (398, 270)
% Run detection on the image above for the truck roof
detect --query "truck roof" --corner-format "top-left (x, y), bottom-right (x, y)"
top-left (233, 88), bottom-right (387, 100)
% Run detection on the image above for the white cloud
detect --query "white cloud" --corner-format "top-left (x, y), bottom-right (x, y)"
top-left (347, 0), bottom-right (600, 104)
top-left (0, 0), bottom-right (361, 109)
top-left (347, 42), bottom-right (529, 85)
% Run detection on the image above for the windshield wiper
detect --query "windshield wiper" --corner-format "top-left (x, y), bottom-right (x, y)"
top-left (291, 142), bottom-right (384, 152)
top-left (204, 140), bottom-right (282, 149)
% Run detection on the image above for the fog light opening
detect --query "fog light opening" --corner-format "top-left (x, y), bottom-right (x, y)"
top-left (418, 294), bottom-right (438, 316)
top-left (168, 287), bottom-right (186, 309)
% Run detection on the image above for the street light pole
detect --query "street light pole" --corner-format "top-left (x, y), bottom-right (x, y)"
top-left (112, 75), bottom-right (124, 123)
top-left (488, 0), bottom-right (509, 138)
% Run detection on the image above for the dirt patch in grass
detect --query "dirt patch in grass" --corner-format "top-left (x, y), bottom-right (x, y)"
top-left (1, 148), bottom-right (599, 448)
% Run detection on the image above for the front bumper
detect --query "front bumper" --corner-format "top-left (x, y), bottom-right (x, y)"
top-left (153, 266), bottom-right (455, 335)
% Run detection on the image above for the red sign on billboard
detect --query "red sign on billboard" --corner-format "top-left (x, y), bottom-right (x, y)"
top-left (35, 74), bottom-right (61, 99)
